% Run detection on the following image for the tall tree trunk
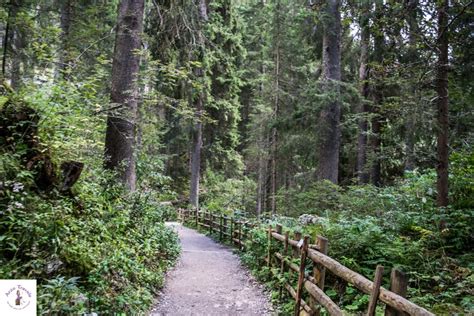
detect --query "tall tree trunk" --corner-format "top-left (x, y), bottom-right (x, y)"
top-left (10, 0), bottom-right (23, 90)
top-left (436, 0), bottom-right (449, 207)
top-left (104, 0), bottom-right (145, 191)
top-left (370, 111), bottom-right (382, 186)
top-left (404, 0), bottom-right (420, 171)
top-left (317, 0), bottom-right (341, 184)
top-left (190, 98), bottom-right (203, 208)
top-left (270, 0), bottom-right (281, 215)
top-left (356, 2), bottom-right (370, 184)
top-left (2, 2), bottom-right (12, 79)
top-left (255, 0), bottom-right (267, 216)
top-left (404, 118), bottom-right (416, 171)
top-left (189, 0), bottom-right (208, 208)
top-left (2, 0), bottom-right (23, 88)
top-left (57, 0), bottom-right (73, 80)
top-left (370, 0), bottom-right (385, 187)
top-left (263, 132), bottom-right (271, 212)
top-left (256, 17), bottom-right (267, 216)
top-left (256, 139), bottom-right (264, 217)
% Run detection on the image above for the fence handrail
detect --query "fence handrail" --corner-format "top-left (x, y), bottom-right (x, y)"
top-left (177, 208), bottom-right (434, 316)
top-left (267, 229), bottom-right (433, 316)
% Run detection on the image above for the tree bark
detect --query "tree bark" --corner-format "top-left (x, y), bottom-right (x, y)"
top-left (3, 0), bottom-right (24, 88)
top-left (270, 0), bottom-right (281, 215)
top-left (2, 2), bottom-right (12, 79)
top-left (256, 141), bottom-right (264, 217)
top-left (356, 2), bottom-right (370, 184)
top-left (317, 0), bottom-right (341, 184)
top-left (404, 0), bottom-right (420, 172)
top-left (57, 0), bottom-right (73, 80)
top-left (370, 114), bottom-right (382, 186)
top-left (104, 0), bottom-right (145, 191)
top-left (10, 0), bottom-right (23, 89)
top-left (436, 0), bottom-right (449, 207)
top-left (370, 0), bottom-right (385, 187)
top-left (190, 97), bottom-right (203, 208)
top-left (189, 0), bottom-right (208, 208)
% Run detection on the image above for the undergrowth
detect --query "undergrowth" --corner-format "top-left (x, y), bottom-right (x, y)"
top-left (1, 86), bottom-right (180, 314)
top-left (200, 151), bottom-right (474, 314)
top-left (1, 160), bottom-right (180, 314)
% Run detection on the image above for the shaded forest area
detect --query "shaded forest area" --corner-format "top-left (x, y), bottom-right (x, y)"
top-left (0, 0), bottom-right (473, 314)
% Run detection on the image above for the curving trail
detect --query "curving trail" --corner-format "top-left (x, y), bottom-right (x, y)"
top-left (149, 223), bottom-right (274, 316)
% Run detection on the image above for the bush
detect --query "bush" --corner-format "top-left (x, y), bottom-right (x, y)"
top-left (0, 171), bottom-right (180, 314)
top-left (235, 164), bottom-right (474, 313)
top-left (201, 170), bottom-right (257, 214)
top-left (0, 89), bottom-right (180, 314)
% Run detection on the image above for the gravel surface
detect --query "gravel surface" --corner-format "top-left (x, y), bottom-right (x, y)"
top-left (149, 223), bottom-right (274, 316)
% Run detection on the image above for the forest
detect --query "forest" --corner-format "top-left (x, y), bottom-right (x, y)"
top-left (0, 0), bottom-right (473, 314)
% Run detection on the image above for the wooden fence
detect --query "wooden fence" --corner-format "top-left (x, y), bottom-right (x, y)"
top-left (177, 209), bottom-right (434, 316)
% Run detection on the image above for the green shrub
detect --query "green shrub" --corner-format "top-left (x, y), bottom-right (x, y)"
top-left (201, 170), bottom-right (257, 213)
top-left (0, 89), bottom-right (180, 314)
top-left (0, 174), bottom-right (180, 314)
top-left (231, 164), bottom-right (474, 313)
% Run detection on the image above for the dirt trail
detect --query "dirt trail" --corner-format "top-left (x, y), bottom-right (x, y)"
top-left (149, 223), bottom-right (274, 316)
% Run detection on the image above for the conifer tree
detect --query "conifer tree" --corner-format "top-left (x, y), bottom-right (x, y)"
top-left (104, 0), bottom-right (145, 191)
top-left (317, 0), bottom-right (342, 183)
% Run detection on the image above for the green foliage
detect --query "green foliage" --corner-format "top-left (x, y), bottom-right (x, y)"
top-left (0, 82), bottom-right (180, 314)
top-left (450, 150), bottom-right (474, 209)
top-left (201, 170), bottom-right (257, 214)
top-left (2, 0), bottom-right (473, 314)
top-left (38, 276), bottom-right (85, 315)
top-left (272, 168), bottom-right (473, 313)
top-left (224, 162), bottom-right (474, 313)
top-left (203, 0), bottom-right (246, 175)
top-left (0, 165), bottom-right (180, 314)
top-left (276, 180), bottom-right (343, 216)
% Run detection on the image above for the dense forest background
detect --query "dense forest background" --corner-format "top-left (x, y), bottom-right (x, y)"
top-left (0, 0), bottom-right (473, 314)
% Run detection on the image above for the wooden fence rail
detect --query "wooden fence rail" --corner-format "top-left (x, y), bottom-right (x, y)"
top-left (177, 209), bottom-right (434, 316)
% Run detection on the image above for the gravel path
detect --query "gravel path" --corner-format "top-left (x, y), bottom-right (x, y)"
top-left (149, 223), bottom-right (274, 316)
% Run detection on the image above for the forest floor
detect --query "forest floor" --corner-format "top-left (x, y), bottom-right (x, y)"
top-left (149, 223), bottom-right (274, 315)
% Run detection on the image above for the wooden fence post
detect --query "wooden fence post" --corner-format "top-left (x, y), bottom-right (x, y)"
top-left (213, 213), bottom-right (216, 234)
top-left (267, 225), bottom-right (273, 267)
top-left (212, 213), bottom-right (215, 234)
top-left (276, 224), bottom-right (283, 234)
top-left (208, 212), bottom-right (212, 235)
top-left (295, 236), bottom-right (309, 316)
top-left (279, 230), bottom-right (289, 299)
top-left (311, 235), bottom-right (328, 316)
top-left (367, 265), bottom-right (384, 316)
top-left (209, 213), bottom-right (212, 233)
top-left (224, 216), bottom-right (228, 241)
top-left (249, 223), bottom-right (254, 244)
top-left (219, 214), bottom-right (223, 240)
top-left (315, 236), bottom-right (328, 290)
top-left (214, 213), bottom-right (217, 234)
top-left (230, 217), bottom-right (234, 244)
top-left (385, 269), bottom-right (409, 316)
top-left (195, 208), bottom-right (198, 227)
top-left (238, 221), bottom-right (242, 249)
top-left (294, 231), bottom-right (302, 258)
